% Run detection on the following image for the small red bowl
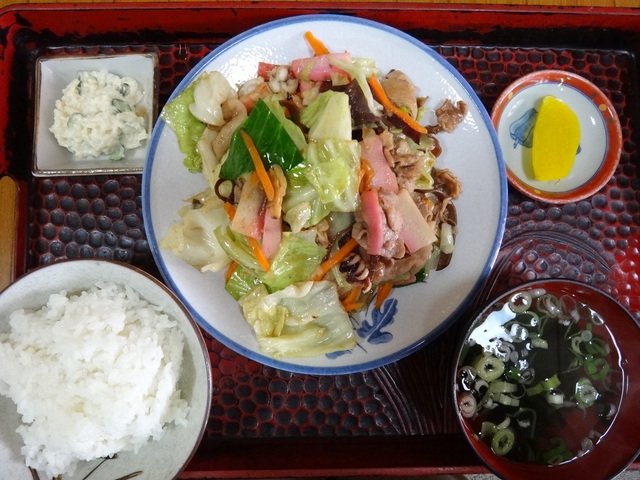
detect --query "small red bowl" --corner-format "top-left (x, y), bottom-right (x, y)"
top-left (454, 279), bottom-right (640, 480)
top-left (491, 71), bottom-right (622, 204)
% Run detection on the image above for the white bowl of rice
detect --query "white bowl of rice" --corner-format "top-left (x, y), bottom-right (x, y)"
top-left (0, 259), bottom-right (211, 480)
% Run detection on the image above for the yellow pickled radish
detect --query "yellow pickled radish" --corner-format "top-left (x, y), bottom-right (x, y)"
top-left (531, 95), bottom-right (581, 181)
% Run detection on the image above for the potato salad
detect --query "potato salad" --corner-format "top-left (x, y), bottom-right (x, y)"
top-left (50, 70), bottom-right (148, 160)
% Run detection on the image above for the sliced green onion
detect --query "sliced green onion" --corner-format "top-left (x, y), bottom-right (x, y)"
top-left (496, 416), bottom-right (511, 430)
top-left (541, 374), bottom-right (561, 391)
top-left (480, 421), bottom-right (497, 439)
top-left (478, 393), bottom-right (494, 410)
top-left (529, 288), bottom-right (546, 298)
top-left (458, 392), bottom-right (477, 418)
top-left (505, 366), bottom-right (523, 382)
top-left (518, 368), bottom-right (535, 385)
top-left (588, 429), bottom-right (602, 441)
top-left (531, 336), bottom-right (548, 349)
top-left (474, 379), bottom-right (489, 396)
top-left (497, 393), bottom-right (520, 407)
top-left (591, 311), bottom-right (605, 326)
top-left (580, 329), bottom-right (593, 342)
top-left (509, 323), bottom-right (529, 342)
top-left (571, 336), bottom-right (588, 356)
top-left (584, 357), bottom-right (610, 380)
top-left (586, 337), bottom-right (610, 356)
top-left (565, 356), bottom-right (581, 373)
top-left (578, 437), bottom-right (595, 457)
top-left (473, 355), bottom-right (505, 382)
top-left (514, 407), bottom-right (537, 434)
top-left (539, 439), bottom-right (572, 465)
top-left (526, 383), bottom-right (544, 397)
top-left (561, 294), bottom-right (580, 321)
top-left (575, 377), bottom-right (599, 408)
top-left (509, 291), bottom-right (533, 313)
top-left (495, 341), bottom-right (515, 361)
top-left (111, 97), bottom-right (132, 113)
top-left (526, 372), bottom-right (561, 397)
top-left (546, 390), bottom-right (564, 406)
top-left (491, 428), bottom-right (515, 456)
top-left (577, 304), bottom-right (595, 322)
top-left (488, 381), bottom-right (517, 395)
top-left (537, 294), bottom-right (561, 317)
top-left (509, 312), bottom-right (539, 328)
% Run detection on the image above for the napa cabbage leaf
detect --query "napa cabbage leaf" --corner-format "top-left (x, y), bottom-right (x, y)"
top-left (159, 191), bottom-right (231, 272)
top-left (262, 234), bottom-right (326, 291)
top-left (161, 82), bottom-right (207, 172)
top-left (300, 90), bottom-right (352, 141)
top-left (282, 164), bottom-right (330, 232)
top-left (238, 281), bottom-right (357, 359)
top-left (304, 138), bottom-right (360, 212)
top-left (225, 264), bottom-right (262, 300)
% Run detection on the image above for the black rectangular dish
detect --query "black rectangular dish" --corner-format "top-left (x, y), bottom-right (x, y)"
top-left (0, 3), bottom-right (638, 477)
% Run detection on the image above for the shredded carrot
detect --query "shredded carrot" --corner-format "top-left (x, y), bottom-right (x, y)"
top-left (313, 237), bottom-right (359, 281)
top-left (240, 129), bottom-right (275, 202)
top-left (367, 75), bottom-right (428, 135)
top-left (225, 261), bottom-right (238, 283)
top-left (247, 236), bottom-right (270, 272)
top-left (375, 282), bottom-right (394, 310)
top-left (341, 285), bottom-right (363, 312)
top-left (304, 31), bottom-right (330, 56)
top-left (343, 285), bottom-right (362, 304)
top-left (223, 202), bottom-right (236, 219)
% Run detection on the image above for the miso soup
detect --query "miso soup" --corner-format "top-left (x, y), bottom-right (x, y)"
top-left (456, 287), bottom-right (622, 465)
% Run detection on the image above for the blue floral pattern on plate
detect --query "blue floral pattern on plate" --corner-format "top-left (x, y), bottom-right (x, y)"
top-left (356, 298), bottom-right (398, 345)
top-left (325, 296), bottom-right (398, 359)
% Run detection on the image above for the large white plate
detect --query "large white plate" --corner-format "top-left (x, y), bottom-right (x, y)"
top-left (143, 14), bottom-right (507, 375)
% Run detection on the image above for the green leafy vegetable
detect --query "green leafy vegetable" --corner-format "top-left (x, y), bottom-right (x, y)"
top-left (263, 96), bottom-right (307, 150)
top-left (304, 138), bottom-right (360, 212)
top-left (159, 192), bottom-right (231, 273)
top-left (300, 90), bottom-right (352, 141)
top-left (328, 56), bottom-right (380, 117)
top-left (262, 234), bottom-right (327, 291)
top-left (214, 226), bottom-right (264, 276)
top-left (161, 84), bottom-right (206, 172)
top-left (282, 164), bottom-right (330, 232)
top-left (221, 99), bottom-right (305, 180)
top-left (238, 281), bottom-right (357, 359)
top-left (491, 428), bottom-right (515, 456)
top-left (225, 264), bottom-right (262, 300)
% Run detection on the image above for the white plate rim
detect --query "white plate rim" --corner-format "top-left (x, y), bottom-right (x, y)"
top-left (142, 14), bottom-right (507, 375)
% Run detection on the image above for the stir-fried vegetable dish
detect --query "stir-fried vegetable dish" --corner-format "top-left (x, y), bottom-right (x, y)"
top-left (457, 288), bottom-right (621, 464)
top-left (160, 33), bottom-right (465, 359)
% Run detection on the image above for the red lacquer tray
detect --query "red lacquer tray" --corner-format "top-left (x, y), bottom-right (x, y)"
top-left (1, 3), bottom-right (639, 478)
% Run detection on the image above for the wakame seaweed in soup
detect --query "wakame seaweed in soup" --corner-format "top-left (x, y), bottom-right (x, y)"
top-left (456, 288), bottom-right (622, 465)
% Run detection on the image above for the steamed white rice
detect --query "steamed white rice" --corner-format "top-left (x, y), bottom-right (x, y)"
top-left (0, 281), bottom-right (189, 478)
